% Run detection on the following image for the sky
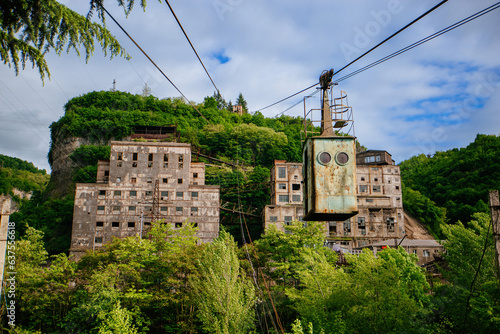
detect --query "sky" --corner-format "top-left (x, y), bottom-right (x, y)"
top-left (1, 0), bottom-right (499, 172)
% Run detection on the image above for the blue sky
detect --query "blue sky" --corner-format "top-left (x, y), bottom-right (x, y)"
top-left (0, 0), bottom-right (499, 171)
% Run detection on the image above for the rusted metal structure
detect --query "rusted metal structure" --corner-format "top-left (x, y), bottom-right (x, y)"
top-left (302, 70), bottom-right (358, 221)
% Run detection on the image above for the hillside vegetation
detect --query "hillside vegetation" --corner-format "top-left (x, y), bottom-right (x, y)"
top-left (400, 134), bottom-right (500, 237)
top-left (0, 154), bottom-right (49, 199)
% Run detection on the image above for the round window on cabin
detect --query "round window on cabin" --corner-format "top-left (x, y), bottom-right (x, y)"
top-left (318, 152), bottom-right (332, 165)
top-left (335, 152), bottom-right (349, 165)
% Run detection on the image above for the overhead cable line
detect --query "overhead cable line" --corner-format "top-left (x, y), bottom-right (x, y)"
top-left (334, 2), bottom-right (500, 84)
top-left (101, 6), bottom-right (208, 122)
top-left (164, 0), bottom-right (221, 96)
top-left (334, 0), bottom-right (448, 77)
top-left (253, 0), bottom-right (448, 113)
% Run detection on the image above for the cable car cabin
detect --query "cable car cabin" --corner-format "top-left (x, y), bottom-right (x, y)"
top-left (302, 136), bottom-right (358, 221)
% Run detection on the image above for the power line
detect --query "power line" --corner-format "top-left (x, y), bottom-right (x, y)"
top-left (253, 0), bottom-right (448, 113)
top-left (334, 2), bottom-right (500, 84)
top-left (274, 2), bottom-right (500, 117)
top-left (164, 0), bottom-right (221, 96)
top-left (101, 6), bottom-right (208, 122)
top-left (334, 0), bottom-right (448, 77)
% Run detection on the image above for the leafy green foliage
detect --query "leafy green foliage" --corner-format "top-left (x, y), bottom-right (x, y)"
top-left (0, 0), bottom-right (128, 81)
top-left (0, 154), bottom-right (46, 174)
top-left (0, 167), bottom-right (49, 198)
top-left (189, 230), bottom-right (256, 334)
top-left (400, 134), bottom-right (500, 225)
top-left (429, 213), bottom-right (500, 334)
top-left (10, 194), bottom-right (74, 255)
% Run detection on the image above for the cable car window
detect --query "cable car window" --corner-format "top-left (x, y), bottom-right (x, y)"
top-left (318, 152), bottom-right (331, 165)
top-left (335, 152), bottom-right (349, 165)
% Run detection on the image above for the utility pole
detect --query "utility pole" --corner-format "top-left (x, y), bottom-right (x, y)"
top-left (488, 190), bottom-right (500, 285)
top-left (319, 69), bottom-right (335, 137)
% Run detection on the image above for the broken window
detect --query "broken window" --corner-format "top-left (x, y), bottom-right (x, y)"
top-left (133, 153), bottom-right (138, 161)
top-left (343, 221), bottom-right (351, 235)
top-left (278, 183), bottom-right (286, 190)
top-left (116, 177), bottom-right (121, 183)
top-left (179, 163), bottom-right (184, 169)
top-left (145, 191), bottom-right (153, 197)
top-left (128, 222), bottom-right (135, 228)
top-left (131, 177), bottom-right (136, 183)
top-left (117, 162), bottom-right (122, 167)
top-left (99, 190), bottom-right (106, 196)
top-left (193, 173), bottom-right (198, 178)
top-left (117, 152), bottom-right (123, 160)
top-left (112, 222), bottom-right (120, 227)
top-left (114, 190), bottom-right (121, 197)
top-left (147, 178), bottom-right (152, 183)
top-left (130, 191), bottom-right (137, 197)
top-left (132, 162), bottom-right (138, 168)
top-left (358, 220), bottom-right (366, 235)
top-left (164, 154), bottom-right (169, 162)
top-left (179, 154), bottom-right (184, 162)
top-left (359, 185), bottom-right (368, 192)
top-left (163, 163), bottom-right (168, 168)
top-left (96, 221), bottom-right (104, 227)
top-left (175, 222), bottom-right (182, 228)
top-left (423, 250), bottom-right (430, 257)
top-left (148, 162), bottom-right (153, 168)
top-left (373, 185), bottom-right (381, 192)
top-left (148, 153), bottom-right (154, 161)
top-left (386, 218), bottom-right (395, 232)
top-left (329, 222), bottom-right (337, 234)
top-left (95, 237), bottom-right (103, 244)
top-left (161, 191), bottom-right (168, 198)
top-left (163, 178), bottom-right (168, 184)
top-left (178, 178), bottom-right (183, 184)
top-left (292, 183), bottom-right (301, 190)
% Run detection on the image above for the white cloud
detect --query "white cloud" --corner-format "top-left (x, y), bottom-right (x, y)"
top-left (1, 0), bottom-right (499, 170)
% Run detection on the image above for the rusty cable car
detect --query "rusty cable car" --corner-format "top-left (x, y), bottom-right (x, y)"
top-left (302, 69), bottom-right (358, 221)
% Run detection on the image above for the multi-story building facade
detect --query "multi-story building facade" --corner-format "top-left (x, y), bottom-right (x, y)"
top-left (263, 150), bottom-right (404, 250)
top-left (70, 140), bottom-right (220, 258)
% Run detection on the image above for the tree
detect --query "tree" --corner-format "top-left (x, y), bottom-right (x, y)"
top-left (0, 0), bottom-right (138, 80)
top-left (236, 93), bottom-right (248, 113)
top-left (189, 230), bottom-right (256, 334)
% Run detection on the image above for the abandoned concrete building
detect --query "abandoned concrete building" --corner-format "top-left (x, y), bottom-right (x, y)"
top-left (263, 150), bottom-right (405, 249)
top-left (70, 135), bottom-right (220, 258)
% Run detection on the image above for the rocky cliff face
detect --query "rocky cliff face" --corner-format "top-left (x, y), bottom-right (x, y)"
top-left (47, 135), bottom-right (107, 198)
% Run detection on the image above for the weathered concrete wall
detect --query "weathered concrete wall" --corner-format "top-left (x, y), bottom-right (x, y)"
top-left (70, 142), bottom-right (220, 259)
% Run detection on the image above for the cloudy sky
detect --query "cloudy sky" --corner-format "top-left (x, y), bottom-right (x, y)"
top-left (1, 0), bottom-right (499, 172)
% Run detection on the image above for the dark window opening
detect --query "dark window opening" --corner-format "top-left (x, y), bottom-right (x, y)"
top-left (292, 183), bottom-right (301, 190)
top-left (148, 153), bottom-right (153, 161)
top-left (96, 221), bottom-right (104, 227)
top-left (128, 222), bottom-right (135, 228)
top-left (112, 222), bottom-right (120, 227)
